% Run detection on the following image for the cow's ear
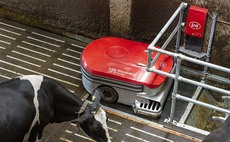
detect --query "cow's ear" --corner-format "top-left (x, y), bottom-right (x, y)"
top-left (91, 88), bottom-right (102, 108)
top-left (71, 117), bottom-right (85, 124)
top-left (71, 113), bottom-right (92, 124)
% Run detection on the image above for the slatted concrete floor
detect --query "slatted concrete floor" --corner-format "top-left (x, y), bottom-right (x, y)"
top-left (0, 18), bottom-right (202, 142)
top-left (0, 18), bottom-right (86, 94)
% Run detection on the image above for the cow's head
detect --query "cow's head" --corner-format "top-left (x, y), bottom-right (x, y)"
top-left (71, 89), bottom-right (111, 142)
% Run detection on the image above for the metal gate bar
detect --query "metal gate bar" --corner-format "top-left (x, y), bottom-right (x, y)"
top-left (148, 52), bottom-right (230, 95)
top-left (146, 2), bottom-right (230, 132)
top-left (147, 2), bottom-right (187, 69)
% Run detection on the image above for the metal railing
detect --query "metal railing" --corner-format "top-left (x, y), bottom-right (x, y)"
top-left (146, 1), bottom-right (230, 128)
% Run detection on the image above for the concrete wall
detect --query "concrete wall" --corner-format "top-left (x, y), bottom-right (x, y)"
top-left (130, 0), bottom-right (181, 42)
top-left (0, 0), bottom-right (110, 39)
top-left (110, 0), bottom-right (131, 37)
top-left (0, 0), bottom-right (229, 76)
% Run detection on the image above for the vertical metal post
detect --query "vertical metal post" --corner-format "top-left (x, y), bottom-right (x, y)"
top-left (203, 13), bottom-right (218, 74)
top-left (147, 50), bottom-right (152, 70)
top-left (175, 9), bottom-right (185, 53)
top-left (170, 56), bottom-right (182, 122)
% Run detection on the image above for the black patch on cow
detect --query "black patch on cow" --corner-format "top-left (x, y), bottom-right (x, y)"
top-left (0, 78), bottom-right (36, 142)
top-left (80, 116), bottom-right (108, 142)
top-left (203, 116), bottom-right (230, 142)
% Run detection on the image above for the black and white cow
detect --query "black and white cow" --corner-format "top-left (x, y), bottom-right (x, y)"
top-left (0, 75), bottom-right (111, 142)
top-left (203, 116), bottom-right (230, 142)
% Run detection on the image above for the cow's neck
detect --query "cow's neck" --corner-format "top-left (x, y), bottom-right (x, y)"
top-left (52, 83), bottom-right (84, 123)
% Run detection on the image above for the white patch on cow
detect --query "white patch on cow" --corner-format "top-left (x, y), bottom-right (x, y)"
top-left (20, 75), bottom-right (43, 141)
top-left (35, 136), bottom-right (41, 142)
top-left (94, 108), bottom-right (111, 142)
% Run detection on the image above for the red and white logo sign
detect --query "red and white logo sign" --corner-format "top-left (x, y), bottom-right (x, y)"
top-left (160, 62), bottom-right (167, 68)
top-left (189, 21), bottom-right (201, 30)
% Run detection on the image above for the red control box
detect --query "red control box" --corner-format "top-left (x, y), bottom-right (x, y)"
top-left (185, 5), bottom-right (208, 38)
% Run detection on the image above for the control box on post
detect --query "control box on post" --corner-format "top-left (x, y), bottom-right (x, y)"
top-left (185, 5), bottom-right (208, 52)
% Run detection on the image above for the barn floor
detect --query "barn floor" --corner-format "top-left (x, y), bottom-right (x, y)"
top-left (0, 18), bottom-right (203, 142)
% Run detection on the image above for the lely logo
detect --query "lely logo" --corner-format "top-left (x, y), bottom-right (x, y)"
top-left (189, 21), bottom-right (201, 30)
